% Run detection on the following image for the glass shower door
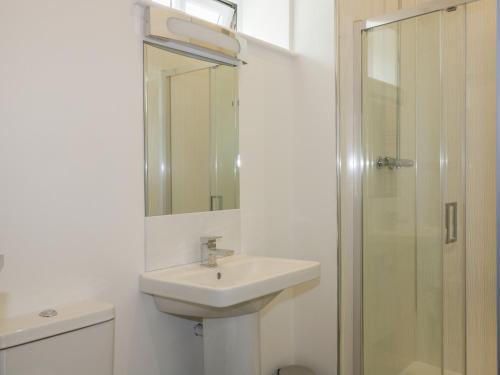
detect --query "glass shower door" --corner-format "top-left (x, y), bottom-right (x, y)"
top-left (361, 5), bottom-right (466, 375)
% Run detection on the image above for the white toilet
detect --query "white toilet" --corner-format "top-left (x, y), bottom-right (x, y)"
top-left (0, 301), bottom-right (114, 375)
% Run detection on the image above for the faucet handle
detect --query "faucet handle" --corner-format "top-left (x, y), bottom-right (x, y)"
top-left (200, 236), bottom-right (222, 245)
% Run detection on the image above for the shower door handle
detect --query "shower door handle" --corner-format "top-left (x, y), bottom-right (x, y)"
top-left (445, 202), bottom-right (458, 244)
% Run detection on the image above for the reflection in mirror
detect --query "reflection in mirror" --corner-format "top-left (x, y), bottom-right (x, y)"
top-left (144, 43), bottom-right (239, 217)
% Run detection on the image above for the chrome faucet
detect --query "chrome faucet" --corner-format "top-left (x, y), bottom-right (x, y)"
top-left (200, 236), bottom-right (235, 267)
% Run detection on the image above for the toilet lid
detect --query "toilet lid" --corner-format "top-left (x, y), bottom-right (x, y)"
top-left (0, 300), bottom-right (114, 350)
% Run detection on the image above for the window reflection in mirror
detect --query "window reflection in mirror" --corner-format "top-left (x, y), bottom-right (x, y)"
top-left (144, 43), bottom-right (240, 216)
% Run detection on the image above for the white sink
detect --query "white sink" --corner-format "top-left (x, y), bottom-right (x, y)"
top-left (140, 255), bottom-right (320, 319)
top-left (140, 255), bottom-right (320, 375)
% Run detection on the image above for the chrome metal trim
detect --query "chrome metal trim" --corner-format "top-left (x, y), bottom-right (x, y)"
top-left (207, 0), bottom-right (238, 29)
top-left (335, 0), bottom-right (342, 373)
top-left (359, 0), bottom-right (478, 30)
top-left (352, 20), bottom-right (364, 375)
top-left (214, 0), bottom-right (236, 9)
top-left (143, 43), bottom-right (150, 217)
top-left (143, 37), bottom-right (242, 67)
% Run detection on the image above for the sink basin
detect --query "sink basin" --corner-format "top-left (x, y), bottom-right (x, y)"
top-left (140, 255), bottom-right (320, 319)
top-left (141, 254), bottom-right (320, 375)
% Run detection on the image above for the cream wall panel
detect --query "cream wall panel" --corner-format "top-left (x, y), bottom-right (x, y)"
top-left (465, 1), bottom-right (497, 374)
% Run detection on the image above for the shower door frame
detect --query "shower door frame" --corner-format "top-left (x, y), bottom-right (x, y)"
top-left (343, 1), bottom-right (477, 374)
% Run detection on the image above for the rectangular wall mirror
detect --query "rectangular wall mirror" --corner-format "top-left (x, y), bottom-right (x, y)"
top-left (144, 43), bottom-right (240, 216)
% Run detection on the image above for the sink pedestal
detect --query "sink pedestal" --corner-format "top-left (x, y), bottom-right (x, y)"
top-left (203, 312), bottom-right (261, 375)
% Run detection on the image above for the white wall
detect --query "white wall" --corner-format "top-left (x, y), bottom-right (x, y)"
top-left (146, 210), bottom-right (241, 271)
top-left (291, 1), bottom-right (337, 373)
top-left (0, 1), bottom-right (203, 374)
top-left (238, 0), bottom-right (291, 49)
top-left (240, 0), bottom-right (338, 372)
top-left (0, 1), bottom-right (338, 375)
top-left (239, 42), bottom-right (297, 373)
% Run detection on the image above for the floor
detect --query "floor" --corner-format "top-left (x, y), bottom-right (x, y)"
top-left (399, 362), bottom-right (462, 375)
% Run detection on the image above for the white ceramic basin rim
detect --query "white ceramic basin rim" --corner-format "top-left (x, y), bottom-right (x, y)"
top-left (140, 255), bottom-right (320, 309)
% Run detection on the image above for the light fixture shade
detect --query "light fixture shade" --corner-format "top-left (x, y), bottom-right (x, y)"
top-left (146, 6), bottom-right (241, 57)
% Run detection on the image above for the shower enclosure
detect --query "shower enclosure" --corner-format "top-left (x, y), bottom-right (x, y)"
top-left (350, 2), bottom-right (469, 375)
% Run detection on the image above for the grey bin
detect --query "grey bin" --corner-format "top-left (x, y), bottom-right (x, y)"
top-left (277, 365), bottom-right (315, 375)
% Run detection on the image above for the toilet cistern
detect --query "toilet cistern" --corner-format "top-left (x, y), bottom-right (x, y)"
top-left (200, 236), bottom-right (234, 267)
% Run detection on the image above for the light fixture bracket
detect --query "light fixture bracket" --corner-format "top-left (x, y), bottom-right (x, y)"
top-left (146, 6), bottom-right (243, 63)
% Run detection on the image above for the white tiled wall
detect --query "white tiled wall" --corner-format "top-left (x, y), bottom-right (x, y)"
top-left (145, 209), bottom-right (241, 271)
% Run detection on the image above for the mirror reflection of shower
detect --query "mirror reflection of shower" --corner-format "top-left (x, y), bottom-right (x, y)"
top-left (371, 21), bottom-right (415, 171)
